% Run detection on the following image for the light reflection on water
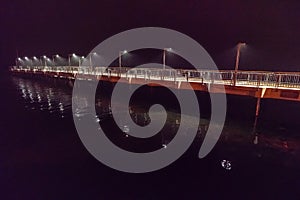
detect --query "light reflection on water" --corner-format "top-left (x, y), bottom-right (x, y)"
top-left (13, 77), bottom-right (72, 118)
top-left (13, 77), bottom-right (184, 128)
top-left (12, 76), bottom-right (209, 150)
top-left (7, 75), bottom-right (300, 199)
top-left (11, 76), bottom-right (300, 168)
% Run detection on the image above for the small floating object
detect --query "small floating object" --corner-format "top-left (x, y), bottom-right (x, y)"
top-left (162, 144), bottom-right (167, 149)
top-left (283, 141), bottom-right (289, 149)
top-left (253, 135), bottom-right (259, 145)
top-left (221, 160), bottom-right (232, 170)
top-left (123, 125), bottom-right (130, 133)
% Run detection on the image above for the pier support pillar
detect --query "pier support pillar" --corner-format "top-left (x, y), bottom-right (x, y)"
top-left (252, 97), bottom-right (261, 144)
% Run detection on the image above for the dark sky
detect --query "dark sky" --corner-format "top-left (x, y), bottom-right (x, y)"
top-left (1, 0), bottom-right (300, 71)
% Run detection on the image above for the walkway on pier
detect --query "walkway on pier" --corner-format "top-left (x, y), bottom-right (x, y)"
top-left (11, 66), bottom-right (300, 102)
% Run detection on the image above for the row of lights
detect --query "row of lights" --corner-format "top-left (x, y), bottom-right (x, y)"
top-left (15, 42), bottom-right (246, 77)
top-left (16, 48), bottom-right (173, 68)
top-left (17, 53), bottom-right (86, 67)
top-left (17, 51), bottom-right (122, 67)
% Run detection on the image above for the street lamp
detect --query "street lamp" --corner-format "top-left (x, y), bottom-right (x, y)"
top-left (68, 53), bottom-right (76, 67)
top-left (46, 58), bottom-right (51, 67)
top-left (43, 56), bottom-right (47, 67)
top-left (40, 55), bottom-right (47, 67)
top-left (79, 56), bottom-right (85, 67)
top-left (233, 42), bottom-right (246, 86)
top-left (68, 53), bottom-right (77, 73)
top-left (163, 48), bottom-right (172, 70)
top-left (16, 57), bottom-right (22, 67)
top-left (87, 52), bottom-right (97, 74)
top-left (89, 52), bottom-right (97, 68)
top-left (52, 54), bottom-right (59, 67)
top-left (24, 56), bottom-right (33, 67)
top-left (119, 50), bottom-right (128, 70)
top-left (32, 56), bottom-right (38, 67)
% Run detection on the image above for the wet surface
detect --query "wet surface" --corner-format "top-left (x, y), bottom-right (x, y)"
top-left (1, 73), bottom-right (300, 199)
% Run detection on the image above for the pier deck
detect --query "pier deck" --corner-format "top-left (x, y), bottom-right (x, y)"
top-left (10, 66), bottom-right (300, 102)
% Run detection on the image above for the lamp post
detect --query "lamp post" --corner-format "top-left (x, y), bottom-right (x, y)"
top-left (24, 57), bottom-right (33, 68)
top-left (39, 56), bottom-right (42, 66)
top-left (89, 52), bottom-right (97, 74)
top-left (68, 53), bottom-right (76, 72)
top-left (40, 55), bottom-right (47, 67)
top-left (119, 50), bottom-right (128, 71)
top-left (43, 57), bottom-right (51, 68)
top-left (44, 56), bottom-right (47, 67)
top-left (163, 48), bottom-right (172, 70)
top-left (89, 52), bottom-right (97, 67)
top-left (79, 56), bottom-right (84, 67)
top-left (52, 54), bottom-right (59, 67)
top-left (17, 57), bottom-right (22, 67)
top-left (33, 56), bottom-right (38, 67)
top-left (233, 42), bottom-right (246, 86)
top-left (68, 53), bottom-right (75, 67)
top-left (30, 58), bottom-right (33, 67)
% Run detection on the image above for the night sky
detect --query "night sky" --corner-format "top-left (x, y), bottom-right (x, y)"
top-left (1, 0), bottom-right (300, 71)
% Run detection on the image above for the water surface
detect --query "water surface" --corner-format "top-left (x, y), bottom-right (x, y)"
top-left (1, 72), bottom-right (300, 199)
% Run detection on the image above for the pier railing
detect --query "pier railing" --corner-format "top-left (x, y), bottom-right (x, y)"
top-left (10, 66), bottom-right (300, 89)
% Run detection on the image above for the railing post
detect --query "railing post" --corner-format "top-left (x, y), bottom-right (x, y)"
top-left (186, 71), bottom-right (189, 82)
top-left (230, 72), bottom-right (234, 86)
top-left (265, 73), bottom-right (269, 85)
top-left (257, 74), bottom-right (261, 87)
top-left (233, 71), bottom-right (237, 86)
top-left (276, 74), bottom-right (281, 88)
top-left (247, 73), bottom-right (250, 83)
top-left (211, 71), bottom-right (214, 84)
top-left (174, 70), bottom-right (176, 82)
top-left (149, 70), bottom-right (151, 80)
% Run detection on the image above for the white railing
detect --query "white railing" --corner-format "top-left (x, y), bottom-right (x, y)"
top-left (10, 66), bottom-right (300, 89)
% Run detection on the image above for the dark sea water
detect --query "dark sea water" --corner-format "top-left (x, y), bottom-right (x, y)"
top-left (1, 71), bottom-right (300, 200)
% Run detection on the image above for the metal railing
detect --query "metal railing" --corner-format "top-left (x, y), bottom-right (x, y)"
top-left (10, 65), bottom-right (300, 89)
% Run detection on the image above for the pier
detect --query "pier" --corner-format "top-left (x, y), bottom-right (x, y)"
top-left (10, 65), bottom-right (300, 135)
top-left (10, 66), bottom-right (300, 101)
